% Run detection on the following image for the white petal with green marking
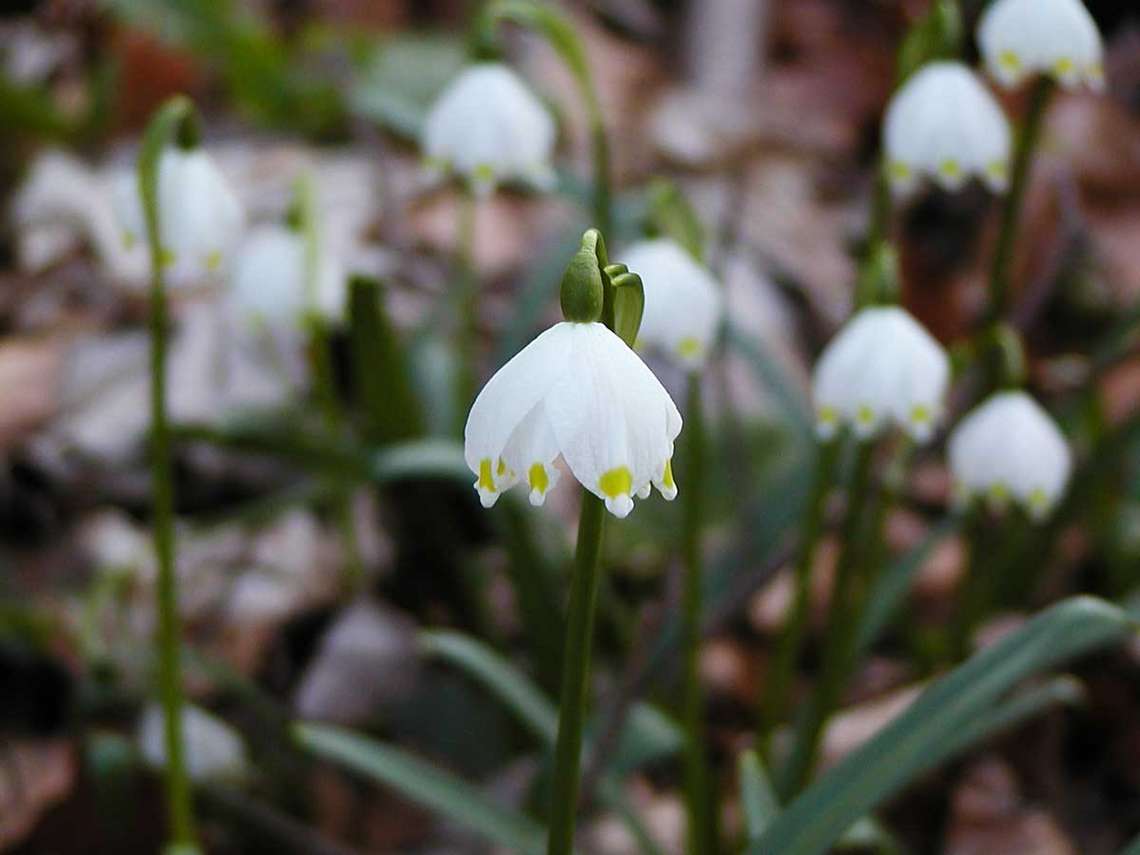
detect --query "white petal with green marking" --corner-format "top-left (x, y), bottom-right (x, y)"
top-left (812, 306), bottom-right (949, 444)
top-left (883, 62), bottom-right (1011, 198)
top-left (948, 390), bottom-right (1072, 521)
top-left (622, 238), bottom-right (724, 371)
top-left (464, 322), bottom-right (682, 518)
top-left (422, 63), bottom-right (557, 197)
top-left (978, 0), bottom-right (1104, 91)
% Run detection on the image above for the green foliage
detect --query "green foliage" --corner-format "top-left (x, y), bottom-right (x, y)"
top-left (896, 0), bottom-right (964, 83)
top-left (294, 723), bottom-right (548, 854)
top-left (753, 597), bottom-right (1133, 855)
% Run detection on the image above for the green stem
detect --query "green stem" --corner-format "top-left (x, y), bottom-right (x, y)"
top-left (986, 76), bottom-right (1053, 324)
top-left (485, 0), bottom-right (612, 233)
top-left (951, 508), bottom-right (992, 661)
top-left (758, 439), bottom-right (839, 753)
top-left (456, 190), bottom-right (479, 427)
top-left (546, 493), bottom-right (606, 855)
top-left (139, 95), bottom-right (197, 851)
top-left (779, 441), bottom-right (876, 798)
top-left (297, 174), bottom-right (365, 594)
top-left (681, 377), bottom-right (716, 854)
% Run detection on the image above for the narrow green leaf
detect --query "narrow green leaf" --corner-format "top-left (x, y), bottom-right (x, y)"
top-left (419, 630), bottom-right (558, 743)
top-left (644, 178), bottom-right (705, 261)
top-left (348, 275), bottom-right (423, 444)
top-left (294, 723), bottom-right (547, 855)
top-left (753, 597), bottom-right (1134, 855)
top-left (739, 749), bottom-right (780, 841)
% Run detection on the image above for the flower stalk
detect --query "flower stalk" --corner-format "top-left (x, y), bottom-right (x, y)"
top-left (779, 440), bottom-right (877, 798)
top-left (545, 230), bottom-right (649, 855)
top-left (138, 94), bottom-right (199, 853)
top-left (986, 76), bottom-right (1053, 323)
top-left (295, 173), bottom-right (364, 592)
top-left (680, 375), bottom-right (716, 854)
top-left (758, 438), bottom-right (839, 752)
top-left (484, 0), bottom-right (613, 233)
top-left (455, 188), bottom-right (480, 422)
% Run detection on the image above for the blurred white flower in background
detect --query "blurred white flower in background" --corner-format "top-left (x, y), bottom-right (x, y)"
top-left (112, 146), bottom-right (245, 287)
top-left (10, 150), bottom-right (149, 280)
top-left (621, 238), bottom-right (724, 370)
top-left (883, 62), bottom-right (1012, 196)
top-left (228, 224), bottom-right (346, 331)
top-left (948, 390), bottom-right (1072, 520)
top-left (978, 0), bottom-right (1104, 91)
top-left (465, 322), bottom-right (682, 517)
top-left (812, 306), bottom-right (950, 442)
top-left (422, 62), bottom-right (557, 197)
top-left (137, 703), bottom-right (248, 783)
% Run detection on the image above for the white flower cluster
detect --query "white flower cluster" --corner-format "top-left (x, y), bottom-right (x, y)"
top-left (883, 0), bottom-right (1103, 198)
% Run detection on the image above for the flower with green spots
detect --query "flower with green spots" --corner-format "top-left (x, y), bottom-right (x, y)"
top-left (812, 306), bottom-right (950, 443)
top-left (112, 145), bottom-right (244, 287)
top-left (422, 63), bottom-right (557, 198)
top-left (948, 390), bottom-right (1072, 521)
top-left (620, 239), bottom-right (724, 371)
top-left (883, 62), bottom-right (1011, 197)
top-left (464, 321), bottom-right (682, 518)
top-left (978, 0), bottom-right (1104, 91)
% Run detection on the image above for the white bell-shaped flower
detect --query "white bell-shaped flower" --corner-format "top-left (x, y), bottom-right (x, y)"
top-left (112, 146), bottom-right (244, 287)
top-left (228, 224), bottom-right (346, 330)
top-left (948, 390), bottom-right (1072, 520)
top-left (812, 306), bottom-right (950, 442)
top-left (884, 62), bottom-right (1012, 196)
top-left (621, 239), bottom-right (724, 370)
top-left (464, 322), bottom-right (682, 518)
top-left (422, 62), bottom-right (557, 197)
top-left (137, 703), bottom-right (249, 783)
top-left (978, 0), bottom-right (1104, 91)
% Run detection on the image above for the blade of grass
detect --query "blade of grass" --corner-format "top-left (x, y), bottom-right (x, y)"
top-left (752, 597), bottom-right (1134, 855)
top-left (294, 723), bottom-right (547, 854)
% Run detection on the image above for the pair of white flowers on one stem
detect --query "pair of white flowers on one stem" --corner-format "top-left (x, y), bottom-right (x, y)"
top-left (812, 305), bottom-right (1071, 521)
top-left (113, 144), bottom-right (345, 332)
top-left (884, 0), bottom-right (1103, 197)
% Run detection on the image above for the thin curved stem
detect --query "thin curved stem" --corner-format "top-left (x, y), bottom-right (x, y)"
top-left (546, 493), bottom-right (606, 855)
top-left (681, 377), bottom-right (716, 854)
top-left (758, 439), bottom-right (839, 754)
top-left (139, 95), bottom-right (197, 851)
top-left (485, 0), bottom-right (612, 233)
top-left (986, 76), bottom-right (1054, 325)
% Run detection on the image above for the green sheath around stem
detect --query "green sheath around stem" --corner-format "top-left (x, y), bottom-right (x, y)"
top-left (139, 95), bottom-right (198, 851)
top-left (546, 493), bottom-right (606, 855)
top-left (681, 377), bottom-right (716, 854)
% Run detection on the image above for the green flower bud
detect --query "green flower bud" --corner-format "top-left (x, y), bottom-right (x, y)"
top-left (560, 229), bottom-right (605, 323)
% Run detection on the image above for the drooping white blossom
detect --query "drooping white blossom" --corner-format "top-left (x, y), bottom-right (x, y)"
top-left (978, 0), bottom-right (1104, 91)
top-left (948, 390), bottom-right (1072, 520)
top-left (422, 63), bottom-right (557, 197)
top-left (812, 306), bottom-right (950, 442)
top-left (464, 322), bottom-right (682, 518)
top-left (621, 238), bottom-right (724, 370)
top-left (137, 703), bottom-right (249, 783)
top-left (884, 62), bottom-right (1012, 196)
top-left (228, 224), bottom-right (346, 330)
top-left (112, 146), bottom-right (244, 286)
